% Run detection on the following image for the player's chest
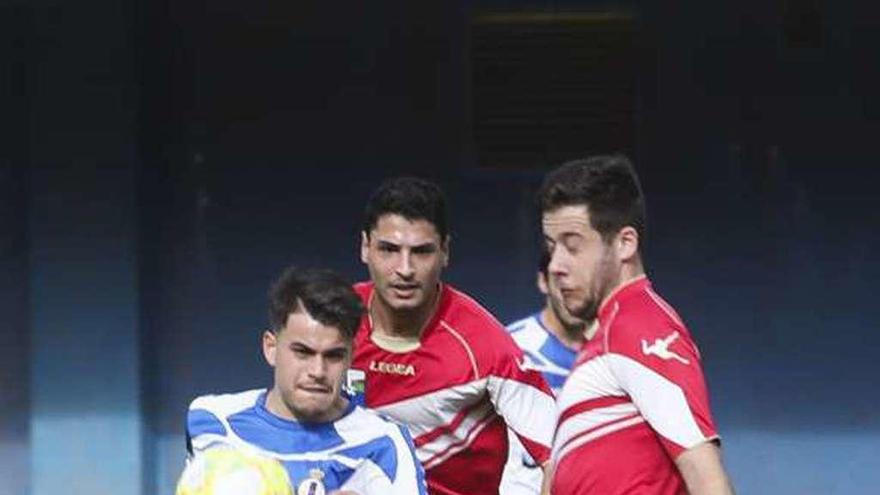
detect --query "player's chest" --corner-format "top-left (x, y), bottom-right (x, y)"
top-left (350, 331), bottom-right (484, 407)
top-left (282, 460), bottom-right (357, 495)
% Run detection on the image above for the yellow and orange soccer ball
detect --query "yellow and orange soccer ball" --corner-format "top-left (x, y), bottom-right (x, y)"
top-left (176, 447), bottom-right (292, 495)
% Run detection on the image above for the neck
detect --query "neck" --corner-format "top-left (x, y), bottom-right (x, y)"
top-left (370, 285), bottom-right (440, 339)
top-left (540, 306), bottom-right (585, 351)
top-left (600, 261), bottom-right (647, 313)
top-left (617, 260), bottom-right (645, 292)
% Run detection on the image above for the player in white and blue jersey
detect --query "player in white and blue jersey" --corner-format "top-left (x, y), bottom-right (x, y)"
top-left (184, 267), bottom-right (426, 495)
top-left (500, 255), bottom-right (591, 495)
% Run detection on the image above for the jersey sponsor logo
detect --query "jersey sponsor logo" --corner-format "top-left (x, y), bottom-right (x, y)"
top-left (369, 360), bottom-right (416, 376)
top-left (345, 368), bottom-right (366, 405)
top-left (640, 331), bottom-right (690, 365)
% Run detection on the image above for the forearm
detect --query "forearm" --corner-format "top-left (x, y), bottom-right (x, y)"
top-left (675, 442), bottom-right (735, 495)
top-left (540, 461), bottom-right (553, 495)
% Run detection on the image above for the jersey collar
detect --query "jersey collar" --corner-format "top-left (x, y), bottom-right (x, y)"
top-left (598, 274), bottom-right (650, 322)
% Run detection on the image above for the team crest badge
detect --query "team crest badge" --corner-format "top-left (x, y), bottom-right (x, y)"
top-left (345, 368), bottom-right (366, 406)
top-left (296, 468), bottom-right (326, 495)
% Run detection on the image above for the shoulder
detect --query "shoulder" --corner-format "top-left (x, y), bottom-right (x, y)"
top-left (336, 406), bottom-right (413, 445)
top-left (437, 286), bottom-right (526, 375)
top-left (186, 389), bottom-right (264, 442)
top-left (605, 284), bottom-right (699, 359)
top-left (188, 389), bottom-right (263, 416)
top-left (440, 285), bottom-right (509, 338)
top-left (505, 313), bottom-right (548, 350)
top-left (506, 313), bottom-right (538, 334)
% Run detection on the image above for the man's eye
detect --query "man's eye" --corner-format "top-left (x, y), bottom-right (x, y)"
top-left (563, 236), bottom-right (583, 252)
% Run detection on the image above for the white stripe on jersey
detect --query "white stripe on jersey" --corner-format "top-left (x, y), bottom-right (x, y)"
top-left (420, 402), bottom-right (498, 469)
top-left (554, 416), bottom-right (647, 462)
top-left (374, 379), bottom-right (489, 438)
top-left (607, 353), bottom-right (710, 450)
top-left (488, 375), bottom-right (557, 447)
top-left (375, 376), bottom-right (554, 468)
top-left (553, 352), bottom-right (714, 466)
top-left (556, 355), bottom-right (626, 414)
top-left (552, 403), bottom-right (641, 459)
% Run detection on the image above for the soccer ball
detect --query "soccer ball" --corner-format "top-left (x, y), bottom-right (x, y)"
top-left (176, 447), bottom-right (292, 495)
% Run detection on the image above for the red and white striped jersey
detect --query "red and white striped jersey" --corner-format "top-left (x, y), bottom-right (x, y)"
top-left (551, 276), bottom-right (719, 495)
top-left (351, 282), bottom-right (556, 495)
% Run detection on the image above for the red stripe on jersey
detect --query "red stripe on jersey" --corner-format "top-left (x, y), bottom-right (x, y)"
top-left (414, 400), bottom-right (479, 448)
top-left (423, 411), bottom-right (498, 468)
top-left (557, 396), bottom-right (632, 426)
top-left (424, 418), bottom-right (509, 495)
top-left (517, 435), bottom-right (551, 467)
top-left (557, 412), bottom-right (642, 454)
top-left (553, 422), bottom-right (684, 495)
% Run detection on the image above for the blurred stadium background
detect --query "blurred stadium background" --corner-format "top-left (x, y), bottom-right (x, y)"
top-left (2, 1), bottom-right (879, 493)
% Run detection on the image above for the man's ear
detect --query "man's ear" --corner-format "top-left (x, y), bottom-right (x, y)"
top-left (441, 235), bottom-right (451, 267)
top-left (262, 330), bottom-right (278, 367)
top-left (360, 231), bottom-right (369, 264)
top-left (615, 226), bottom-right (639, 262)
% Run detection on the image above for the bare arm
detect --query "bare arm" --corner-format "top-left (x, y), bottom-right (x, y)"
top-left (675, 442), bottom-right (735, 495)
top-left (539, 461), bottom-right (553, 495)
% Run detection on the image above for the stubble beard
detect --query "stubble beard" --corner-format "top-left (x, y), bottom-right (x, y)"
top-left (285, 389), bottom-right (343, 423)
top-left (573, 252), bottom-right (618, 322)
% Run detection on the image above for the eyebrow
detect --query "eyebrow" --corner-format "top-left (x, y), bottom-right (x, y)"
top-left (375, 239), bottom-right (438, 250)
top-left (544, 231), bottom-right (583, 242)
top-left (289, 342), bottom-right (349, 356)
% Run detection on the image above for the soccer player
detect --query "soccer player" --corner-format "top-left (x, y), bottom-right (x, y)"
top-left (184, 267), bottom-right (427, 495)
top-left (539, 155), bottom-right (735, 494)
top-left (500, 253), bottom-right (588, 495)
top-left (350, 177), bottom-right (557, 495)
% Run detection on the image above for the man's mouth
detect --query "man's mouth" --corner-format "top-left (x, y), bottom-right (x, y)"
top-left (299, 385), bottom-right (331, 394)
top-left (390, 283), bottom-right (419, 297)
top-left (559, 287), bottom-right (577, 298)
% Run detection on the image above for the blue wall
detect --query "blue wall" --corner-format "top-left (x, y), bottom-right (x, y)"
top-left (6, 1), bottom-right (879, 494)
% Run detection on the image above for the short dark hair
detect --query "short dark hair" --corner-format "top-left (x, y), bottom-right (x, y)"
top-left (362, 177), bottom-right (448, 240)
top-left (538, 154), bottom-right (646, 245)
top-left (268, 267), bottom-right (364, 341)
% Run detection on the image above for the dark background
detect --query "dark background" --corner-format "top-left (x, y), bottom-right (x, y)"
top-left (3, 1), bottom-right (879, 494)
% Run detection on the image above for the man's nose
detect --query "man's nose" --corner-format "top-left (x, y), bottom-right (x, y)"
top-left (547, 246), bottom-right (568, 278)
top-left (396, 251), bottom-right (415, 278)
top-left (308, 356), bottom-right (327, 378)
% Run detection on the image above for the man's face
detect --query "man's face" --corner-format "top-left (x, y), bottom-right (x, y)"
top-left (538, 270), bottom-right (586, 332)
top-left (263, 310), bottom-right (351, 423)
top-left (542, 205), bottom-right (620, 322)
top-left (361, 213), bottom-right (448, 313)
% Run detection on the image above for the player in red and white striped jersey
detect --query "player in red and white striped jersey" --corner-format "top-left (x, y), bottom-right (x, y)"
top-left (539, 156), bottom-right (735, 495)
top-left (350, 177), bottom-right (556, 495)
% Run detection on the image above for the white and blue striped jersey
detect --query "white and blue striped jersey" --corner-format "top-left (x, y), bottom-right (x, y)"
top-left (501, 313), bottom-right (577, 495)
top-left (506, 312), bottom-right (576, 394)
top-left (186, 389), bottom-right (427, 495)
